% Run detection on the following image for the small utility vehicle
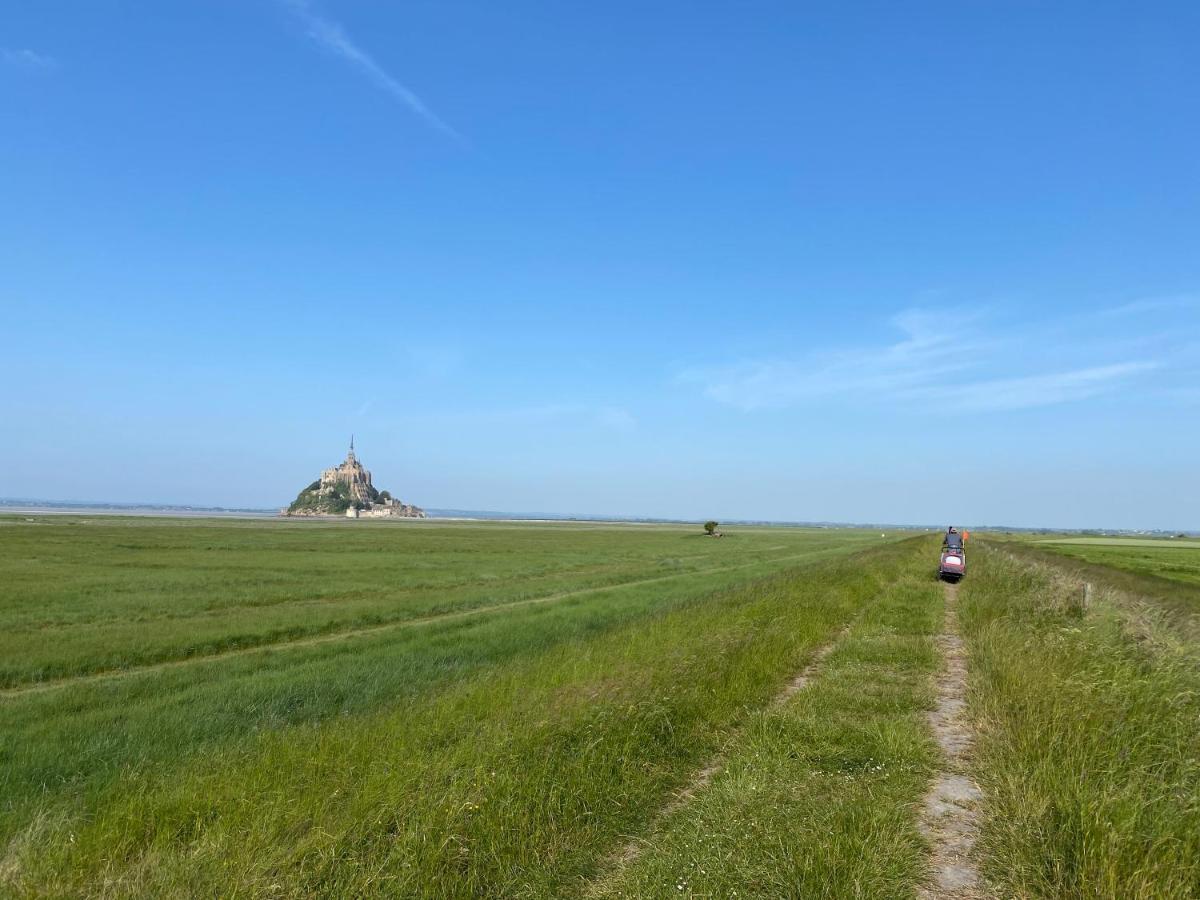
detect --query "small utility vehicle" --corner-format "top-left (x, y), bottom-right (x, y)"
top-left (938, 528), bottom-right (966, 581)
top-left (938, 548), bottom-right (965, 581)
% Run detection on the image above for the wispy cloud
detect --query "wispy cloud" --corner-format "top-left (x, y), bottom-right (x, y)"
top-left (1098, 294), bottom-right (1200, 318)
top-left (3, 48), bottom-right (57, 71)
top-left (912, 361), bottom-right (1160, 412)
top-left (681, 310), bottom-right (985, 411)
top-left (684, 306), bottom-right (1174, 414)
top-left (282, 0), bottom-right (460, 140)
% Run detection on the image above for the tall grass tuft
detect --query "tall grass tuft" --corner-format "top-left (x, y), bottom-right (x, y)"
top-left (961, 545), bottom-right (1200, 899)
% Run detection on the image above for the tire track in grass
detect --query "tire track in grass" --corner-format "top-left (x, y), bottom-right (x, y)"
top-left (586, 608), bottom-right (865, 892)
top-left (663, 620), bottom-right (853, 814)
top-left (0, 550), bottom-right (838, 700)
top-left (918, 581), bottom-right (984, 899)
top-left (588, 561), bottom-right (940, 898)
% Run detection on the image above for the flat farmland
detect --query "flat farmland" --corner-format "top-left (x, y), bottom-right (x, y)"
top-left (0, 517), bottom-right (886, 689)
top-left (1033, 536), bottom-right (1200, 587)
top-left (1, 517), bottom-right (903, 896)
top-left (4, 518), bottom-right (1200, 898)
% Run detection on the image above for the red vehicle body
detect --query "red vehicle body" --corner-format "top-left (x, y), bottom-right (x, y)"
top-left (938, 548), bottom-right (965, 581)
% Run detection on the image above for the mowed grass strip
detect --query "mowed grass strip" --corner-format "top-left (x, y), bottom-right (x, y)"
top-left (0, 517), bottom-right (883, 687)
top-left (960, 544), bottom-right (1200, 898)
top-left (2, 539), bottom-right (918, 898)
top-left (591, 547), bottom-right (942, 898)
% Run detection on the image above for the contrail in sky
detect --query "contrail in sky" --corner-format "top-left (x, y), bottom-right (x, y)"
top-left (283, 0), bottom-right (461, 140)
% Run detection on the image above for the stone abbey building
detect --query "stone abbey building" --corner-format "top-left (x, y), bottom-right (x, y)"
top-left (319, 439), bottom-right (376, 505)
top-left (285, 439), bottom-right (425, 518)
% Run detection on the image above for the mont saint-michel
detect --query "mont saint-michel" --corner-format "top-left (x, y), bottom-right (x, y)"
top-left (284, 439), bottom-right (425, 518)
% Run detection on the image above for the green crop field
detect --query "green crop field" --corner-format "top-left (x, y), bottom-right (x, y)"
top-left (2, 516), bottom-right (1199, 897)
top-left (1031, 537), bottom-right (1200, 587)
top-left (1037, 537), bottom-right (1200, 549)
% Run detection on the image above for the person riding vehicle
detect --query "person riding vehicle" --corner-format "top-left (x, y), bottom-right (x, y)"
top-left (942, 527), bottom-right (963, 551)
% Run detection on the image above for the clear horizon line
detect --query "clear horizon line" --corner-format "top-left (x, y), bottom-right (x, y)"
top-left (0, 498), bottom-right (1194, 534)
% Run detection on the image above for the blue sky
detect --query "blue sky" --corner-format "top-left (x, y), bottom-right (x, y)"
top-left (2, 1), bottom-right (1198, 529)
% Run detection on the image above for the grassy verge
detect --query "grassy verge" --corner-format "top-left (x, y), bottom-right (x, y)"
top-left (2, 539), bottom-right (919, 897)
top-left (960, 543), bottom-right (1200, 898)
top-left (591, 548), bottom-right (942, 898)
top-left (1002, 539), bottom-right (1200, 631)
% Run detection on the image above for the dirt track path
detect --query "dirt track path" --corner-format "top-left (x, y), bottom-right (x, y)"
top-left (586, 613), bottom-right (859, 893)
top-left (918, 581), bottom-right (984, 899)
top-left (1, 550), bottom-right (826, 701)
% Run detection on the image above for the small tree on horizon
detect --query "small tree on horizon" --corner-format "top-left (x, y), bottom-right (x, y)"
top-left (704, 520), bottom-right (718, 535)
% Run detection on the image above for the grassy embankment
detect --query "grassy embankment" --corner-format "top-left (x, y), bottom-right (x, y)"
top-left (1, 517), bottom-right (908, 897)
top-left (1004, 536), bottom-right (1200, 639)
top-left (960, 541), bottom-right (1200, 897)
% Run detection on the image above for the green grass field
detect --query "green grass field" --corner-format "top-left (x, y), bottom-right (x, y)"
top-left (2, 516), bottom-right (1199, 897)
top-left (0, 517), bottom-right (886, 689)
top-left (1039, 537), bottom-right (1200, 548)
top-left (1032, 536), bottom-right (1200, 587)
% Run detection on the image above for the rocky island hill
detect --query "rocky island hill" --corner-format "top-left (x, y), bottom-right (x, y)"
top-left (284, 439), bottom-right (425, 518)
